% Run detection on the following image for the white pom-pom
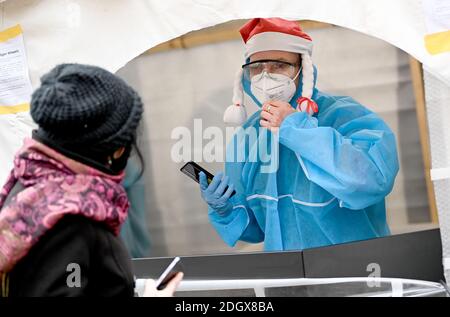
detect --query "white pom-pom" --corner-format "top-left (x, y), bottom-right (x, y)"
top-left (223, 104), bottom-right (247, 125)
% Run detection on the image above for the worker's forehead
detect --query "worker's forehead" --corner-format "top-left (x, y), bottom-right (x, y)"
top-left (250, 50), bottom-right (299, 62)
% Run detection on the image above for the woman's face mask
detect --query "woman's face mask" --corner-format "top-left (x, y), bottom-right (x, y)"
top-left (250, 68), bottom-right (301, 105)
top-left (110, 145), bottom-right (132, 173)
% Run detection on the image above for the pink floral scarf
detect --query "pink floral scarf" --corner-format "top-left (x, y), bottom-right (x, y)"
top-left (0, 138), bottom-right (129, 273)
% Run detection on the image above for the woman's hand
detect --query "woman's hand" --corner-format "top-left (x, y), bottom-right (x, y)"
top-left (142, 272), bottom-right (184, 297)
top-left (260, 100), bottom-right (296, 132)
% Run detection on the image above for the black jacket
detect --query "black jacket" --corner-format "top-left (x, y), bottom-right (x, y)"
top-left (7, 215), bottom-right (135, 297)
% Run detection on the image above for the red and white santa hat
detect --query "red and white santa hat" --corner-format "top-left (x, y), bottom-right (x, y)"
top-left (224, 18), bottom-right (318, 125)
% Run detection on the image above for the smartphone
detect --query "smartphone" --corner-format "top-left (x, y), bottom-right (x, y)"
top-left (180, 161), bottom-right (236, 198)
top-left (155, 257), bottom-right (183, 290)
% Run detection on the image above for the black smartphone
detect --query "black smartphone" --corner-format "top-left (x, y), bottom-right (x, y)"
top-left (155, 257), bottom-right (183, 290)
top-left (180, 161), bottom-right (236, 198)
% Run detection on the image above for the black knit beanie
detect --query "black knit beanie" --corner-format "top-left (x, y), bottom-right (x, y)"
top-left (30, 63), bottom-right (143, 156)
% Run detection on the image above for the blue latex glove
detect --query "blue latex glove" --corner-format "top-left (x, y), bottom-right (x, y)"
top-left (199, 171), bottom-right (235, 216)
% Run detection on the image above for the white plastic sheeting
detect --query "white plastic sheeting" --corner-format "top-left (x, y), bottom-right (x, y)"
top-left (117, 26), bottom-right (432, 256)
top-left (0, 0), bottom-right (449, 180)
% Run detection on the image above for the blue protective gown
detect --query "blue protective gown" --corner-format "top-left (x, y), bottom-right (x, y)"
top-left (209, 67), bottom-right (399, 251)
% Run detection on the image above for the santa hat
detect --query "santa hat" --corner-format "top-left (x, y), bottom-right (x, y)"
top-left (223, 18), bottom-right (318, 125)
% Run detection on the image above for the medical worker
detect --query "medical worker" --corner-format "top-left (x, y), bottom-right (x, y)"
top-left (199, 18), bottom-right (399, 251)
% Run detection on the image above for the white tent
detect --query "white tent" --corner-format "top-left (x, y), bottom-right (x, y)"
top-left (0, 0), bottom-right (449, 283)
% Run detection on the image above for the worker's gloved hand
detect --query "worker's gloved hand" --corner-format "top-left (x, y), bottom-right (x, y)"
top-left (199, 171), bottom-right (235, 216)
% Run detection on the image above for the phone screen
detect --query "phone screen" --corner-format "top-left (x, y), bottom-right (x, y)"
top-left (155, 257), bottom-right (183, 290)
top-left (180, 161), bottom-right (214, 184)
top-left (180, 162), bottom-right (236, 198)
